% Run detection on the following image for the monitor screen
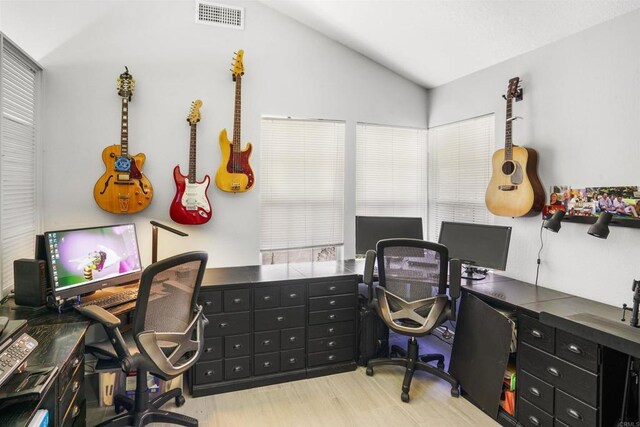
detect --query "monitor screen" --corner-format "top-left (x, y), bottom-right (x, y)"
top-left (356, 216), bottom-right (423, 255)
top-left (438, 222), bottom-right (512, 271)
top-left (44, 223), bottom-right (142, 299)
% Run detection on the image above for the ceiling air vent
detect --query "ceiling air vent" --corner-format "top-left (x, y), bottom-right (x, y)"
top-left (195, 1), bottom-right (244, 30)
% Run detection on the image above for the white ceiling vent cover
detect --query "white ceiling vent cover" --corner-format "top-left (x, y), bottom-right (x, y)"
top-left (195, 1), bottom-right (244, 30)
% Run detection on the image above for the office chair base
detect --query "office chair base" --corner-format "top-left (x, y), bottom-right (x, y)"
top-left (390, 344), bottom-right (446, 370)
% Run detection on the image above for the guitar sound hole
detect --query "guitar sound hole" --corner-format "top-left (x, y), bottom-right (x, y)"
top-left (501, 160), bottom-right (515, 175)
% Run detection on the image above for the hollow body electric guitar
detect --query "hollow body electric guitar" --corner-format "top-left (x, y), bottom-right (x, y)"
top-left (485, 77), bottom-right (544, 217)
top-left (215, 50), bottom-right (255, 193)
top-left (170, 100), bottom-right (212, 225)
top-left (94, 67), bottom-right (153, 214)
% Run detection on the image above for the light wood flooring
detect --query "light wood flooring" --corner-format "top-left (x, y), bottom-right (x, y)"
top-left (90, 365), bottom-right (498, 427)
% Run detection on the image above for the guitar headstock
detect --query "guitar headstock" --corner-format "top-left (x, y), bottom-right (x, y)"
top-left (505, 77), bottom-right (521, 100)
top-left (231, 50), bottom-right (245, 82)
top-left (117, 66), bottom-right (135, 101)
top-left (187, 100), bottom-right (203, 125)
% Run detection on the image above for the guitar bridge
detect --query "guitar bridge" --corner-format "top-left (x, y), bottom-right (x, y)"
top-left (231, 183), bottom-right (241, 192)
top-left (118, 194), bottom-right (131, 212)
top-left (498, 185), bottom-right (518, 191)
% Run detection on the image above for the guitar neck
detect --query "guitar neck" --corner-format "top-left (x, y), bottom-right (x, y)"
top-left (504, 97), bottom-right (513, 161)
top-left (121, 98), bottom-right (129, 157)
top-left (189, 123), bottom-right (197, 182)
top-left (232, 74), bottom-right (242, 152)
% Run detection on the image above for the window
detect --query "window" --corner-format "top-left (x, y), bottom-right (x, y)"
top-left (356, 123), bottom-right (427, 218)
top-left (0, 35), bottom-right (42, 297)
top-left (428, 114), bottom-right (494, 241)
top-left (260, 118), bottom-right (345, 265)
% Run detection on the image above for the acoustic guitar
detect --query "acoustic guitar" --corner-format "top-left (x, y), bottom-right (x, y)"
top-left (485, 77), bottom-right (544, 217)
top-left (94, 67), bottom-right (153, 214)
top-left (215, 50), bottom-right (255, 193)
top-left (170, 100), bottom-right (212, 225)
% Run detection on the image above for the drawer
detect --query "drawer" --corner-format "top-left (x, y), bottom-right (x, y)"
top-left (280, 284), bottom-right (306, 307)
top-left (555, 389), bottom-right (597, 427)
top-left (60, 340), bottom-right (84, 390)
top-left (206, 312), bottom-right (251, 337)
top-left (254, 352), bottom-right (280, 376)
top-left (281, 327), bottom-right (305, 350)
top-left (200, 337), bottom-right (223, 361)
top-left (198, 290), bottom-right (223, 314)
top-left (224, 334), bottom-right (251, 358)
top-left (224, 288), bottom-right (251, 312)
top-left (255, 286), bottom-right (280, 309)
top-left (309, 334), bottom-right (354, 353)
top-left (59, 357), bottom-right (83, 418)
top-left (520, 314), bottom-right (555, 354)
top-left (309, 294), bottom-right (357, 312)
top-left (281, 348), bottom-right (305, 372)
top-left (518, 370), bottom-right (554, 415)
top-left (519, 342), bottom-right (598, 406)
top-left (194, 360), bottom-right (223, 384)
top-left (309, 279), bottom-right (356, 297)
top-left (254, 330), bottom-right (280, 354)
top-left (555, 419), bottom-right (571, 427)
top-left (225, 356), bottom-right (251, 380)
top-left (309, 321), bottom-right (355, 339)
top-left (61, 386), bottom-right (83, 427)
top-left (518, 398), bottom-right (554, 427)
top-left (555, 329), bottom-right (598, 373)
top-left (308, 347), bottom-right (354, 367)
top-left (309, 308), bottom-right (355, 325)
top-left (255, 306), bottom-right (305, 331)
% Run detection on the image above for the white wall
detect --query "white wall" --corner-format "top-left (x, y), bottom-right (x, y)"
top-left (428, 9), bottom-right (640, 307)
top-left (0, 0), bottom-right (428, 267)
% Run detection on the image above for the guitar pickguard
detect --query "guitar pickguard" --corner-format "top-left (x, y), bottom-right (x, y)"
top-left (510, 161), bottom-right (523, 186)
top-left (181, 179), bottom-right (211, 214)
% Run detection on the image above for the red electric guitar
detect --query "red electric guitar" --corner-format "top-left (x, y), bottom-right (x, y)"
top-left (170, 100), bottom-right (212, 225)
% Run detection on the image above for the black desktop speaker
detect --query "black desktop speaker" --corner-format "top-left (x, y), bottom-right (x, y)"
top-left (13, 258), bottom-right (48, 307)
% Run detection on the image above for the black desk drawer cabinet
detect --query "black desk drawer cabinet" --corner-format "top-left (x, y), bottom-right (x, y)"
top-left (59, 338), bottom-right (85, 427)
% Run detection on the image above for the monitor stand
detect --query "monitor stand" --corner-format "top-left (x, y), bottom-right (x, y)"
top-left (462, 265), bottom-right (488, 281)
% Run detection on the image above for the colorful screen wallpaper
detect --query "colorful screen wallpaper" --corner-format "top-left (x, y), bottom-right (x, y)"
top-left (46, 224), bottom-right (141, 291)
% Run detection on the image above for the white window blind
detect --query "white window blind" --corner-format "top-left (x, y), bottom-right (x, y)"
top-left (260, 118), bottom-right (345, 252)
top-left (0, 36), bottom-right (41, 297)
top-left (428, 114), bottom-right (494, 241)
top-left (356, 123), bottom-right (427, 218)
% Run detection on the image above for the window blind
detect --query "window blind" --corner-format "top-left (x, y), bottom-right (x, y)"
top-left (260, 118), bottom-right (345, 252)
top-left (428, 114), bottom-right (494, 241)
top-left (0, 37), bottom-right (41, 297)
top-left (356, 123), bottom-right (427, 218)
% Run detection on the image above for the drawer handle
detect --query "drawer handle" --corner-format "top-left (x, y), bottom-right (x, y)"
top-left (71, 405), bottom-right (80, 418)
top-left (289, 358), bottom-right (297, 364)
top-left (328, 314), bottom-right (336, 320)
top-left (328, 327), bottom-right (335, 333)
top-left (205, 370), bottom-right (215, 376)
top-left (530, 329), bottom-right (544, 339)
top-left (328, 341), bottom-right (337, 347)
top-left (289, 337), bottom-right (297, 342)
top-left (329, 286), bottom-right (337, 291)
top-left (205, 347), bottom-right (215, 353)
top-left (546, 366), bottom-right (560, 377)
top-left (71, 357), bottom-right (81, 369)
top-left (568, 344), bottom-right (583, 355)
top-left (528, 386), bottom-right (540, 397)
top-left (205, 301), bottom-right (213, 306)
top-left (219, 322), bottom-right (229, 329)
top-left (263, 295), bottom-right (272, 301)
top-left (528, 415), bottom-right (540, 426)
top-left (263, 362), bottom-right (272, 368)
top-left (328, 355), bottom-right (336, 361)
top-left (262, 340), bottom-right (272, 346)
top-left (289, 293), bottom-right (297, 299)
top-left (233, 344), bottom-right (242, 349)
top-left (233, 366), bottom-right (243, 373)
top-left (329, 300), bottom-right (337, 306)
top-left (277, 316), bottom-right (285, 322)
top-left (233, 298), bottom-right (242, 304)
top-left (72, 380), bottom-right (80, 393)
top-left (567, 408), bottom-right (583, 421)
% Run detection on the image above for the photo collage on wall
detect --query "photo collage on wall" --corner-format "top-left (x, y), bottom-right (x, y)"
top-left (543, 186), bottom-right (640, 220)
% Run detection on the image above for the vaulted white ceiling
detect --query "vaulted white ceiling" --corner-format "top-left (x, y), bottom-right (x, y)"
top-left (263, 0), bottom-right (640, 88)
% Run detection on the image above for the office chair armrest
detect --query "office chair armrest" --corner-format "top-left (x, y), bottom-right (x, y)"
top-left (76, 305), bottom-right (121, 328)
top-left (449, 258), bottom-right (461, 320)
top-left (363, 250), bottom-right (376, 305)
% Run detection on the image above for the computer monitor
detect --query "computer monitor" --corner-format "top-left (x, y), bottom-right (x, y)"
top-left (355, 216), bottom-right (423, 255)
top-left (44, 223), bottom-right (142, 299)
top-left (438, 221), bottom-right (511, 278)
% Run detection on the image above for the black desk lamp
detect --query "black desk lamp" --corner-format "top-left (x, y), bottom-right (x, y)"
top-left (587, 212), bottom-right (612, 239)
top-left (150, 221), bottom-right (188, 263)
top-left (543, 210), bottom-right (565, 233)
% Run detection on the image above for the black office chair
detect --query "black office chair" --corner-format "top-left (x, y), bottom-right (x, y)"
top-left (364, 239), bottom-right (461, 402)
top-left (79, 251), bottom-right (209, 426)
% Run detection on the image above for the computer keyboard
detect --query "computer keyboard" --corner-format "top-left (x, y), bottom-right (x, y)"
top-left (75, 288), bottom-right (139, 311)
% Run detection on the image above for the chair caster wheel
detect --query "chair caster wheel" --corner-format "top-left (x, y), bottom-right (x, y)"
top-left (115, 405), bottom-right (125, 414)
top-left (401, 392), bottom-right (410, 403)
top-left (437, 361), bottom-right (445, 370)
top-left (451, 387), bottom-right (460, 398)
top-left (366, 367), bottom-right (374, 376)
top-left (175, 395), bottom-right (186, 407)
